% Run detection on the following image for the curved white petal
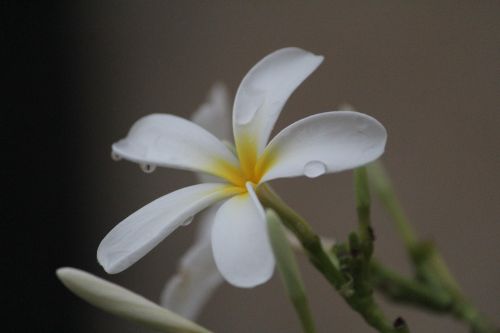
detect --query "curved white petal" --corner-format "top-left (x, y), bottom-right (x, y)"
top-left (112, 114), bottom-right (239, 180)
top-left (211, 193), bottom-right (274, 288)
top-left (193, 203), bottom-right (219, 242)
top-left (233, 48), bottom-right (324, 170)
top-left (56, 268), bottom-right (212, 333)
top-left (98, 183), bottom-right (242, 274)
top-left (190, 83), bottom-right (233, 183)
top-left (160, 205), bottom-right (223, 319)
top-left (259, 111), bottom-right (387, 182)
top-left (160, 240), bottom-right (223, 319)
top-left (191, 82), bottom-right (232, 142)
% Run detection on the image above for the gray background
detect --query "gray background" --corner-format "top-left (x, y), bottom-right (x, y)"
top-left (71, 1), bottom-right (499, 332)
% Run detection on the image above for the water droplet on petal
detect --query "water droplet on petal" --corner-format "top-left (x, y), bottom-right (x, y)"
top-left (111, 151), bottom-right (122, 161)
top-left (357, 121), bottom-right (369, 131)
top-left (355, 115), bottom-right (370, 132)
top-left (182, 216), bottom-right (194, 226)
top-left (140, 163), bottom-right (156, 173)
top-left (303, 161), bottom-right (327, 178)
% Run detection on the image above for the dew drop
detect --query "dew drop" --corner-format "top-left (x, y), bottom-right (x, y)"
top-left (111, 151), bottom-right (122, 161)
top-left (356, 116), bottom-right (370, 131)
top-left (357, 121), bottom-right (369, 131)
top-left (303, 160), bottom-right (327, 178)
top-left (140, 163), bottom-right (156, 173)
top-left (182, 216), bottom-right (194, 226)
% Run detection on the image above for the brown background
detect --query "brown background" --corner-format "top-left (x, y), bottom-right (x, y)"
top-left (70, 1), bottom-right (499, 332)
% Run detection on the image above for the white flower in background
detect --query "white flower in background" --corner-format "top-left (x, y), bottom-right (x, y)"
top-left (160, 84), bottom-right (229, 319)
top-left (160, 204), bottom-right (223, 319)
top-left (98, 47), bottom-right (387, 288)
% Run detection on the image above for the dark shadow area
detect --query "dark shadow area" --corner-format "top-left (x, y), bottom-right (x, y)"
top-left (3, 2), bottom-right (83, 332)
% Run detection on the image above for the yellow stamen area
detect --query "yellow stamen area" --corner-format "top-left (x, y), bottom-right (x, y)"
top-left (209, 158), bottom-right (247, 187)
top-left (218, 184), bottom-right (247, 197)
top-left (235, 133), bottom-right (259, 182)
top-left (255, 145), bottom-right (280, 181)
top-left (211, 135), bottom-right (280, 188)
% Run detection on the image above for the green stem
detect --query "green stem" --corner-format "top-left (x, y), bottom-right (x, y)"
top-left (267, 210), bottom-right (317, 333)
top-left (366, 161), bottom-right (417, 250)
top-left (371, 260), bottom-right (452, 312)
top-left (372, 260), bottom-right (497, 333)
top-left (257, 184), bottom-right (399, 333)
top-left (354, 167), bottom-right (374, 258)
top-left (428, 252), bottom-right (462, 296)
top-left (367, 160), bottom-right (498, 333)
top-left (451, 302), bottom-right (498, 333)
top-left (367, 161), bottom-right (463, 289)
top-left (346, 296), bottom-right (397, 333)
top-left (257, 184), bottom-right (346, 289)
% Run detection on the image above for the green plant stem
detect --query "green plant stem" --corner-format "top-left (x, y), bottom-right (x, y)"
top-left (366, 161), bottom-right (417, 249)
top-left (267, 210), bottom-right (317, 333)
top-left (451, 302), bottom-right (498, 333)
top-left (350, 167), bottom-right (402, 333)
top-left (354, 167), bottom-right (374, 258)
top-left (367, 160), bottom-right (498, 333)
top-left (257, 184), bottom-right (346, 289)
top-left (347, 296), bottom-right (397, 333)
top-left (367, 162), bottom-right (459, 290)
top-left (257, 184), bottom-right (400, 333)
top-left (370, 260), bottom-right (452, 312)
top-left (371, 260), bottom-right (497, 333)
top-left (367, 160), bottom-right (463, 290)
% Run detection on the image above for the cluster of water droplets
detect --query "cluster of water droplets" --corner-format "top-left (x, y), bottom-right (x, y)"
top-left (111, 151), bottom-right (157, 173)
top-left (110, 151), bottom-right (122, 161)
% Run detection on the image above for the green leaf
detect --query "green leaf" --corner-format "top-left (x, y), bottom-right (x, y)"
top-left (266, 210), bottom-right (316, 333)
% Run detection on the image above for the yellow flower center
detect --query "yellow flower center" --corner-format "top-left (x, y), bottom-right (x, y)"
top-left (209, 136), bottom-right (276, 189)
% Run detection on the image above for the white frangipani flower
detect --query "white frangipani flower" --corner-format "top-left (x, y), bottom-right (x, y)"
top-left (98, 47), bottom-right (387, 288)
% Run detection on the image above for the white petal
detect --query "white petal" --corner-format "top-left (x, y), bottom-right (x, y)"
top-left (160, 239), bottom-right (223, 319)
top-left (97, 183), bottom-right (242, 274)
top-left (211, 193), bottom-right (274, 288)
top-left (233, 47), bottom-right (324, 161)
top-left (193, 203), bottom-right (219, 242)
top-left (191, 82), bottom-right (232, 142)
top-left (259, 111), bottom-right (387, 182)
top-left (245, 182), bottom-right (266, 220)
top-left (56, 268), bottom-right (212, 333)
top-left (160, 205), bottom-right (223, 319)
top-left (190, 83), bottom-right (234, 184)
top-left (112, 114), bottom-right (239, 180)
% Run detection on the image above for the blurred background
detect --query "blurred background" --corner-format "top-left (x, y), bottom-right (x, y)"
top-left (5, 1), bottom-right (499, 332)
